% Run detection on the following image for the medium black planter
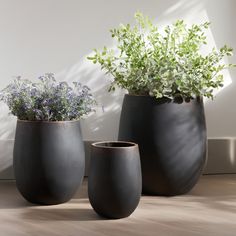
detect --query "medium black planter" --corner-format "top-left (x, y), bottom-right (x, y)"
top-left (118, 95), bottom-right (207, 196)
top-left (13, 120), bottom-right (85, 205)
top-left (88, 141), bottom-right (142, 219)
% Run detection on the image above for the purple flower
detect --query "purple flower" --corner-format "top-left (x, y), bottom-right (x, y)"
top-left (0, 73), bottom-right (96, 121)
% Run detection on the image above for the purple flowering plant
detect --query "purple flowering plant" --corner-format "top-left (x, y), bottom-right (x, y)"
top-left (0, 73), bottom-right (96, 121)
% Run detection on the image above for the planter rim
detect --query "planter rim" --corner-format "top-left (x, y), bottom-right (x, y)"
top-left (125, 94), bottom-right (203, 104)
top-left (125, 93), bottom-right (170, 101)
top-left (127, 93), bottom-right (151, 97)
top-left (92, 141), bottom-right (138, 149)
top-left (125, 93), bottom-right (202, 99)
top-left (17, 119), bottom-right (81, 124)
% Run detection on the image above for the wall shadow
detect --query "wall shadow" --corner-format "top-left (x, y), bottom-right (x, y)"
top-left (0, 103), bottom-right (16, 140)
top-left (56, 58), bottom-right (126, 141)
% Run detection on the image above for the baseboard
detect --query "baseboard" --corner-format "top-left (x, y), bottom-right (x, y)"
top-left (204, 138), bottom-right (236, 174)
top-left (0, 140), bottom-right (14, 179)
top-left (1, 139), bottom-right (236, 179)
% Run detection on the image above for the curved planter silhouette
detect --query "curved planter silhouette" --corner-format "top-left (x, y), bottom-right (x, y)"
top-left (118, 95), bottom-right (207, 196)
top-left (13, 120), bottom-right (85, 205)
top-left (88, 141), bottom-right (142, 219)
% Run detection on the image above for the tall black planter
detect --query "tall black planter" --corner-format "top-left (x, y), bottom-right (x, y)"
top-left (118, 95), bottom-right (207, 196)
top-left (88, 141), bottom-right (142, 219)
top-left (13, 120), bottom-right (85, 205)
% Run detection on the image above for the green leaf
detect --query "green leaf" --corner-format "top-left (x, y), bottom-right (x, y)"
top-left (87, 12), bottom-right (235, 100)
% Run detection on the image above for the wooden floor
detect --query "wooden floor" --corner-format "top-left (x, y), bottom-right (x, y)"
top-left (0, 175), bottom-right (236, 236)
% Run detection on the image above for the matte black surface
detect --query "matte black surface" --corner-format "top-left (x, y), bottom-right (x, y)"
top-left (118, 95), bottom-right (207, 196)
top-left (13, 120), bottom-right (85, 205)
top-left (88, 141), bottom-right (142, 219)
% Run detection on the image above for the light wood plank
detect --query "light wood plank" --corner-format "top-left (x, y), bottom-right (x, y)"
top-left (0, 175), bottom-right (236, 236)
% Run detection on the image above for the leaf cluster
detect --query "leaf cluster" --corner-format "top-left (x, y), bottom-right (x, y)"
top-left (88, 12), bottom-right (235, 99)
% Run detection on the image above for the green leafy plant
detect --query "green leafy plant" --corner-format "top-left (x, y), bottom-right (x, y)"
top-left (88, 12), bottom-right (235, 99)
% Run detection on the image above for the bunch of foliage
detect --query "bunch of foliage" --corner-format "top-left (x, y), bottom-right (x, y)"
top-left (0, 73), bottom-right (95, 121)
top-left (88, 12), bottom-right (235, 99)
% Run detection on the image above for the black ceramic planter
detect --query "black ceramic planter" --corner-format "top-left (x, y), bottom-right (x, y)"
top-left (118, 95), bottom-right (207, 196)
top-left (88, 141), bottom-right (142, 219)
top-left (13, 120), bottom-right (85, 205)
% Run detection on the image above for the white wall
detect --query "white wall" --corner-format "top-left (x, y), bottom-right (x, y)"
top-left (0, 0), bottom-right (236, 177)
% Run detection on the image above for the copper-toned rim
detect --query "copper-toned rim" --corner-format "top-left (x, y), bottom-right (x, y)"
top-left (92, 141), bottom-right (138, 149)
top-left (17, 119), bottom-right (80, 124)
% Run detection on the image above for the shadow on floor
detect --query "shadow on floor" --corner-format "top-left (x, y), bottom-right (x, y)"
top-left (22, 208), bottom-right (108, 221)
top-left (0, 179), bottom-right (89, 209)
top-left (0, 181), bottom-right (34, 209)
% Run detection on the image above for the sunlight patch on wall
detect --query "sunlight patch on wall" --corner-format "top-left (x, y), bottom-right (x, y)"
top-left (156, 0), bottom-right (233, 102)
top-left (195, 9), bottom-right (233, 101)
top-left (55, 56), bottom-right (126, 140)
